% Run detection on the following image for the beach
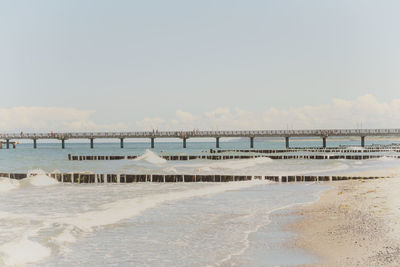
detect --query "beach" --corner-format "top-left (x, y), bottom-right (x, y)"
top-left (1, 142), bottom-right (400, 265)
top-left (292, 173), bottom-right (400, 266)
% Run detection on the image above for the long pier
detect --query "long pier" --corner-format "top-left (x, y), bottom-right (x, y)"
top-left (1, 128), bottom-right (400, 149)
top-left (0, 172), bottom-right (389, 183)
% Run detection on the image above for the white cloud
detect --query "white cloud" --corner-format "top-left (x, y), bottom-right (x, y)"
top-left (2, 95), bottom-right (399, 132)
top-left (136, 94), bottom-right (400, 130)
top-left (176, 110), bottom-right (194, 123)
top-left (0, 106), bottom-right (129, 132)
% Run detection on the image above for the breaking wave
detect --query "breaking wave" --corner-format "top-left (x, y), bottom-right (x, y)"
top-left (133, 150), bottom-right (167, 164)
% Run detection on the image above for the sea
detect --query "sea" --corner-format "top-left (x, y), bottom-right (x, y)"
top-left (0, 138), bottom-right (400, 266)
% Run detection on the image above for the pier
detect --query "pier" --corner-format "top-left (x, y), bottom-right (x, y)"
top-left (1, 128), bottom-right (400, 149)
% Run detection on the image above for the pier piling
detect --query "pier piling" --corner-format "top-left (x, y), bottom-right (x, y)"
top-left (285, 137), bottom-right (290, 149)
top-left (322, 137), bottom-right (327, 148)
top-left (183, 138), bottom-right (187, 148)
top-left (33, 139), bottom-right (37, 149)
top-left (120, 138), bottom-right (124, 149)
top-left (90, 138), bottom-right (94, 149)
top-left (61, 139), bottom-right (65, 149)
top-left (361, 136), bottom-right (365, 147)
top-left (250, 137), bottom-right (254, 148)
top-left (216, 137), bottom-right (220, 148)
top-left (151, 138), bottom-right (155, 149)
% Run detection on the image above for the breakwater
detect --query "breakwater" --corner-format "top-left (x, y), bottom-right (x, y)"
top-left (0, 172), bottom-right (388, 183)
top-left (210, 148), bottom-right (400, 154)
top-left (67, 154), bottom-right (400, 161)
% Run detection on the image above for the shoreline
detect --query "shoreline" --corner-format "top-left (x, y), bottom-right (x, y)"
top-left (291, 178), bottom-right (400, 266)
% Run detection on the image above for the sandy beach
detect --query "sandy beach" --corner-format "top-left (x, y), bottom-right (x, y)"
top-left (292, 173), bottom-right (400, 266)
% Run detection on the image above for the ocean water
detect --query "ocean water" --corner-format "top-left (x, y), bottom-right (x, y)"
top-left (0, 139), bottom-right (400, 266)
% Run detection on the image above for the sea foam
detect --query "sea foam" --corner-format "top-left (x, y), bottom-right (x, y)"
top-left (134, 150), bottom-right (167, 164)
top-left (0, 236), bottom-right (51, 266)
top-left (0, 178), bottom-right (19, 193)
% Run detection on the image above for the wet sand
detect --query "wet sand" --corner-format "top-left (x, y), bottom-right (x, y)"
top-left (291, 176), bottom-right (400, 266)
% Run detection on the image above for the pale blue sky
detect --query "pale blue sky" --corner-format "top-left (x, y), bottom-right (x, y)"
top-left (1, 0), bottom-right (399, 131)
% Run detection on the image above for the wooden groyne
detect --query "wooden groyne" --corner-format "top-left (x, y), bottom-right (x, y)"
top-left (210, 148), bottom-right (400, 154)
top-left (0, 172), bottom-right (388, 183)
top-left (67, 154), bottom-right (400, 161)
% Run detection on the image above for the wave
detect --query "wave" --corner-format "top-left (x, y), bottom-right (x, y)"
top-left (133, 150), bottom-right (167, 164)
top-left (0, 234), bottom-right (51, 266)
top-left (23, 169), bottom-right (58, 187)
top-left (195, 157), bottom-right (273, 172)
top-left (0, 178), bottom-right (19, 193)
top-left (0, 170), bottom-right (58, 193)
top-left (55, 180), bottom-right (267, 231)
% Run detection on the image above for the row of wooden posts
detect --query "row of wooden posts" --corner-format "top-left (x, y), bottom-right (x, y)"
top-left (67, 154), bottom-right (400, 161)
top-left (210, 148), bottom-right (400, 154)
top-left (0, 172), bottom-right (387, 183)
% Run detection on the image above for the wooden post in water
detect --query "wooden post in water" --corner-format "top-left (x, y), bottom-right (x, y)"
top-left (90, 138), bottom-right (94, 149)
top-left (120, 138), bottom-right (124, 149)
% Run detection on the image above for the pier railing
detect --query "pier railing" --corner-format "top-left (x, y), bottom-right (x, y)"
top-left (1, 128), bottom-right (400, 140)
top-left (1, 128), bottom-right (400, 149)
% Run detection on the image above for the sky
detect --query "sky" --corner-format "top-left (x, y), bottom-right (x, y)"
top-left (1, 0), bottom-right (399, 132)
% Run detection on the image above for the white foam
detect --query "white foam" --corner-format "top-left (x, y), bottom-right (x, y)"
top-left (198, 157), bottom-right (273, 171)
top-left (161, 167), bottom-right (178, 173)
top-left (0, 178), bottom-right (19, 193)
top-left (0, 236), bottom-right (51, 266)
top-left (134, 150), bottom-right (167, 164)
top-left (22, 175), bottom-right (59, 187)
top-left (55, 180), bottom-right (268, 231)
top-left (347, 146), bottom-right (365, 150)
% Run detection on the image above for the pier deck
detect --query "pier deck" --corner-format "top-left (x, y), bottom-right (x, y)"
top-left (1, 128), bottom-right (400, 149)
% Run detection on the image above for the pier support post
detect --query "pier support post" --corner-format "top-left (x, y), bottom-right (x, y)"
top-left (285, 137), bottom-right (290, 149)
top-left (61, 139), bottom-right (65, 149)
top-left (216, 137), bottom-right (220, 148)
top-left (183, 138), bottom-right (187, 148)
top-left (322, 137), bottom-right (326, 148)
top-left (6, 139), bottom-right (9, 149)
top-left (250, 137), bottom-right (254, 148)
top-left (90, 138), bottom-right (94, 149)
top-left (151, 138), bottom-right (154, 149)
top-left (120, 138), bottom-right (124, 149)
top-left (33, 139), bottom-right (37, 149)
top-left (361, 136), bottom-right (365, 147)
